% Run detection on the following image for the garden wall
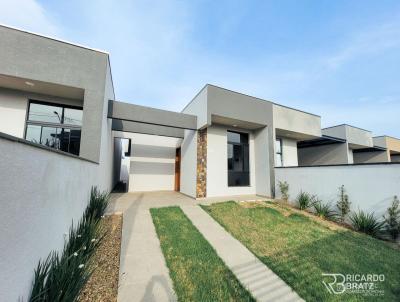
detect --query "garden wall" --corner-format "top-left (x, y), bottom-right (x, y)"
top-left (0, 133), bottom-right (110, 301)
top-left (275, 163), bottom-right (400, 215)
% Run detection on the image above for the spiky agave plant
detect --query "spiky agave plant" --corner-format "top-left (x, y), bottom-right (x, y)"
top-left (350, 210), bottom-right (384, 237)
top-left (313, 201), bottom-right (338, 221)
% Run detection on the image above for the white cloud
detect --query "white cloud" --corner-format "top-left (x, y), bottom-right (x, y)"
top-left (0, 0), bottom-right (58, 36)
top-left (324, 18), bottom-right (400, 70)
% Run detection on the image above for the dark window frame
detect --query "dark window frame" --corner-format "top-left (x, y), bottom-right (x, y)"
top-left (227, 130), bottom-right (250, 187)
top-left (24, 100), bottom-right (83, 155)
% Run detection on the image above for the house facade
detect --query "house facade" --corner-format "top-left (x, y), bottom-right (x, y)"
top-left (1, 24), bottom-right (400, 301)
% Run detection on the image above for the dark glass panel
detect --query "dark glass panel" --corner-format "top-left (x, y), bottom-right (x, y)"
top-left (60, 128), bottom-right (71, 153)
top-left (64, 108), bottom-right (83, 126)
top-left (41, 127), bottom-right (60, 149)
top-left (28, 103), bottom-right (62, 123)
top-left (69, 129), bottom-right (81, 155)
top-left (227, 144), bottom-right (233, 170)
top-left (25, 125), bottom-right (41, 144)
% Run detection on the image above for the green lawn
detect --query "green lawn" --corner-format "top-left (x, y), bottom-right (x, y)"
top-left (202, 201), bottom-right (400, 302)
top-left (150, 206), bottom-right (254, 302)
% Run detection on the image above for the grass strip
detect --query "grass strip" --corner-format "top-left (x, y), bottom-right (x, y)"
top-left (150, 206), bottom-right (254, 302)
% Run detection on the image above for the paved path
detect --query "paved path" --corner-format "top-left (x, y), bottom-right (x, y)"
top-left (108, 192), bottom-right (302, 302)
top-left (181, 205), bottom-right (303, 302)
top-left (107, 191), bottom-right (195, 302)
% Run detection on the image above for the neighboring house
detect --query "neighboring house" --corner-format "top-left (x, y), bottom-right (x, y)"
top-left (373, 136), bottom-right (400, 163)
top-left (298, 124), bottom-right (399, 165)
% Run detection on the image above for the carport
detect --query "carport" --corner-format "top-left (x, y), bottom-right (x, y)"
top-left (108, 100), bottom-right (197, 192)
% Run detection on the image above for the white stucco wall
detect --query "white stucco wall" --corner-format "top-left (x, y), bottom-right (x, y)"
top-left (0, 136), bottom-right (104, 302)
top-left (281, 137), bottom-right (298, 166)
top-left (207, 125), bottom-right (256, 197)
top-left (180, 130), bottom-right (197, 197)
top-left (0, 89), bottom-right (27, 137)
top-left (275, 164), bottom-right (400, 215)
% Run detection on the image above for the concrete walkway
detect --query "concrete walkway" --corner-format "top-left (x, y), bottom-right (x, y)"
top-left (108, 191), bottom-right (302, 302)
top-left (181, 205), bottom-right (303, 302)
top-left (107, 191), bottom-right (195, 302)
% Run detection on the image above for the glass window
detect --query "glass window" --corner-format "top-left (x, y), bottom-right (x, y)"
top-left (25, 124), bottom-right (41, 144)
top-left (28, 103), bottom-right (63, 123)
top-left (227, 131), bottom-right (250, 187)
top-left (25, 101), bottom-right (82, 156)
top-left (275, 138), bottom-right (283, 167)
top-left (64, 108), bottom-right (83, 126)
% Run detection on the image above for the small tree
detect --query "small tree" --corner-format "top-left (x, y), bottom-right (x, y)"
top-left (337, 185), bottom-right (351, 222)
top-left (383, 196), bottom-right (400, 241)
top-left (278, 181), bottom-right (289, 202)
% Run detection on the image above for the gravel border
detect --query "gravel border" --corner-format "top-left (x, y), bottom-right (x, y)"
top-left (78, 215), bottom-right (122, 302)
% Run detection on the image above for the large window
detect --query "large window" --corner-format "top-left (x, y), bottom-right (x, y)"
top-left (227, 131), bottom-right (250, 186)
top-left (25, 101), bottom-right (83, 155)
top-left (275, 138), bottom-right (283, 167)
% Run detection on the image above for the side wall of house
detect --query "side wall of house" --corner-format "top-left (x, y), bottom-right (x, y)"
top-left (275, 164), bottom-right (400, 216)
top-left (206, 124), bottom-right (256, 197)
top-left (353, 150), bottom-right (390, 164)
top-left (298, 143), bottom-right (349, 166)
top-left (0, 135), bottom-right (101, 302)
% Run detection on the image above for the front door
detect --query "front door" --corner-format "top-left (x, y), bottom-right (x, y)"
top-left (175, 147), bottom-right (181, 191)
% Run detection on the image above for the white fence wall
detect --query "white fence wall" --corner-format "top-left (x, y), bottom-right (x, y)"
top-left (0, 135), bottom-right (108, 301)
top-left (275, 164), bottom-right (400, 216)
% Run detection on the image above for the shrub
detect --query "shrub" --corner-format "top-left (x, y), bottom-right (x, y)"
top-left (383, 196), bottom-right (400, 241)
top-left (84, 187), bottom-right (110, 221)
top-left (296, 191), bottom-right (315, 210)
top-left (350, 210), bottom-right (384, 237)
top-left (278, 181), bottom-right (290, 202)
top-left (313, 201), bottom-right (338, 221)
top-left (28, 187), bottom-right (109, 302)
top-left (336, 185), bottom-right (351, 222)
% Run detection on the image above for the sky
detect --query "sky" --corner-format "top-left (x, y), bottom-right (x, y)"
top-left (1, 0), bottom-right (399, 137)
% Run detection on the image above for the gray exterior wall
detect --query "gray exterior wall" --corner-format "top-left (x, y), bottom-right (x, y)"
top-left (353, 150), bottom-right (390, 164)
top-left (0, 25), bottom-right (112, 163)
top-left (298, 143), bottom-right (349, 166)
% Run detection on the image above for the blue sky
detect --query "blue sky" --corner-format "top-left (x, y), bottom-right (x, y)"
top-left (1, 0), bottom-right (400, 137)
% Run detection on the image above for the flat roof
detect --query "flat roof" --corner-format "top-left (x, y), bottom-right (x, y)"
top-left (0, 23), bottom-right (109, 54)
top-left (323, 123), bottom-right (372, 133)
top-left (181, 83), bottom-right (321, 118)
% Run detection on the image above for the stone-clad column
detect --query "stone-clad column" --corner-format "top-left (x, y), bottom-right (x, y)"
top-left (196, 129), bottom-right (207, 198)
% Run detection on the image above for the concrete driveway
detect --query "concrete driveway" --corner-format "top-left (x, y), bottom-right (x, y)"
top-left (106, 191), bottom-right (195, 302)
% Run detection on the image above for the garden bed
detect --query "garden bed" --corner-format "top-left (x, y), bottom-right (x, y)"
top-left (78, 215), bottom-right (122, 302)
